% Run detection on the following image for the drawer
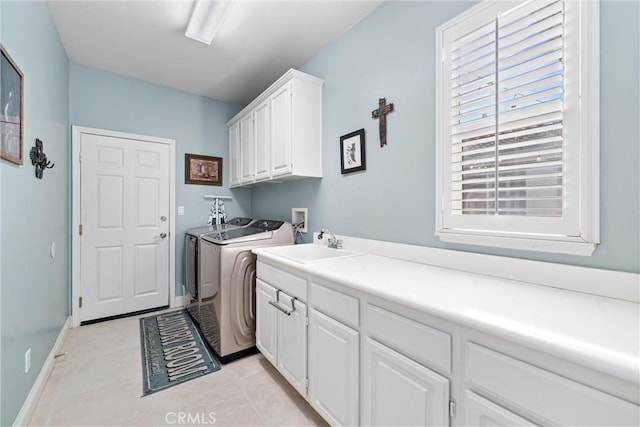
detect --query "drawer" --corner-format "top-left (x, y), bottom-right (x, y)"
top-left (465, 342), bottom-right (640, 426)
top-left (366, 304), bottom-right (451, 374)
top-left (310, 282), bottom-right (359, 328)
top-left (257, 261), bottom-right (307, 301)
top-left (465, 390), bottom-right (537, 426)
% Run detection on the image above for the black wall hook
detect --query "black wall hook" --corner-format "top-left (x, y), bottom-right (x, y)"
top-left (29, 138), bottom-right (54, 179)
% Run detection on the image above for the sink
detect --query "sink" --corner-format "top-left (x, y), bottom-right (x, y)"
top-left (266, 244), bottom-right (364, 264)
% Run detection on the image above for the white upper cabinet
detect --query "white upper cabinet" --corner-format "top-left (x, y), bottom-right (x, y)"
top-left (269, 82), bottom-right (293, 177)
top-left (228, 122), bottom-right (241, 187)
top-left (227, 69), bottom-right (323, 187)
top-left (239, 113), bottom-right (254, 184)
top-left (253, 99), bottom-right (270, 181)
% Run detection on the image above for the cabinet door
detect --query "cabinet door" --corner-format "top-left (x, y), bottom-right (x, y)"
top-left (309, 309), bottom-right (359, 426)
top-left (228, 122), bottom-right (241, 187)
top-left (465, 391), bottom-right (538, 426)
top-left (239, 113), bottom-right (254, 184)
top-left (269, 82), bottom-right (293, 177)
top-left (254, 99), bottom-right (270, 181)
top-left (362, 337), bottom-right (450, 427)
top-left (276, 292), bottom-right (307, 396)
top-left (255, 279), bottom-right (277, 366)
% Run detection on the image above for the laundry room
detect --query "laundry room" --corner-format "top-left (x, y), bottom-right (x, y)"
top-left (1, 0), bottom-right (639, 426)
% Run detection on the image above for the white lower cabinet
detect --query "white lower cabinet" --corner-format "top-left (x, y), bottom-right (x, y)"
top-left (362, 337), bottom-right (450, 427)
top-left (255, 278), bottom-right (307, 396)
top-left (276, 292), bottom-right (307, 395)
top-left (255, 258), bottom-right (639, 427)
top-left (308, 308), bottom-right (359, 426)
top-left (464, 390), bottom-right (537, 426)
top-left (465, 342), bottom-right (640, 426)
top-left (255, 280), bottom-right (277, 365)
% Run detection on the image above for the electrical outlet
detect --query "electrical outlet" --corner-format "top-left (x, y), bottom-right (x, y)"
top-left (25, 348), bottom-right (31, 374)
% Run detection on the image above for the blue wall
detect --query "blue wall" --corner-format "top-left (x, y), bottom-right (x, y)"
top-left (251, 0), bottom-right (640, 274)
top-left (0, 2), bottom-right (70, 425)
top-left (69, 65), bottom-right (248, 296)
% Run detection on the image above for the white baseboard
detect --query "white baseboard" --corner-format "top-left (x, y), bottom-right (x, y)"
top-left (173, 295), bottom-right (186, 309)
top-left (13, 316), bottom-right (72, 427)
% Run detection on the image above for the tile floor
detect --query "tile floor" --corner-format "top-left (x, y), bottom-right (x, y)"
top-left (28, 311), bottom-right (328, 427)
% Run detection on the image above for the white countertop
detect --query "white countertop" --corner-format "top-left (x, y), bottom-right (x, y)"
top-left (253, 244), bottom-right (640, 384)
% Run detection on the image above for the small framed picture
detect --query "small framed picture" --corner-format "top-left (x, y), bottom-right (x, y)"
top-left (185, 153), bottom-right (222, 185)
top-left (1, 44), bottom-right (24, 165)
top-left (340, 128), bottom-right (366, 174)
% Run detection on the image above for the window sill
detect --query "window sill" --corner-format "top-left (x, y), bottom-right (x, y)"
top-left (436, 230), bottom-right (598, 257)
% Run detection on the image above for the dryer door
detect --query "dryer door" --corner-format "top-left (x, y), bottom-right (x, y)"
top-left (200, 242), bottom-right (221, 301)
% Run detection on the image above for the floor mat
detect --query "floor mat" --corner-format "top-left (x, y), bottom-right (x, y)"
top-left (139, 309), bottom-right (220, 395)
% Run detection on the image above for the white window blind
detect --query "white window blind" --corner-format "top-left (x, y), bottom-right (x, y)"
top-left (452, 0), bottom-right (564, 218)
top-left (436, 0), bottom-right (599, 255)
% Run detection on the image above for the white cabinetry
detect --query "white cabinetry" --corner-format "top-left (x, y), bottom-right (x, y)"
top-left (308, 283), bottom-right (359, 426)
top-left (239, 113), bottom-right (254, 184)
top-left (227, 69), bottom-right (322, 187)
top-left (464, 390), bottom-right (536, 426)
top-left (362, 304), bottom-right (451, 427)
top-left (363, 337), bottom-right (450, 427)
top-left (228, 122), bottom-right (241, 187)
top-left (464, 342), bottom-right (640, 426)
top-left (275, 291), bottom-right (307, 395)
top-left (255, 279), bottom-right (277, 364)
top-left (269, 82), bottom-right (293, 177)
top-left (255, 263), bottom-right (308, 396)
top-left (253, 99), bottom-right (270, 181)
top-left (253, 245), bottom-right (640, 427)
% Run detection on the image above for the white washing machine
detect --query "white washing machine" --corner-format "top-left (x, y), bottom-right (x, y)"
top-left (184, 217), bottom-right (254, 325)
top-left (198, 220), bottom-right (294, 362)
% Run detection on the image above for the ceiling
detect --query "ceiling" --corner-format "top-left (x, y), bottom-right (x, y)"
top-left (48, 0), bottom-right (383, 105)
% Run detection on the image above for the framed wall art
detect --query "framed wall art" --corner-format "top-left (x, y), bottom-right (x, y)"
top-left (1, 44), bottom-right (24, 165)
top-left (185, 153), bottom-right (222, 186)
top-left (340, 128), bottom-right (366, 174)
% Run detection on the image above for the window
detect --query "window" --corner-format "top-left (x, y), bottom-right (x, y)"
top-left (435, 0), bottom-right (599, 255)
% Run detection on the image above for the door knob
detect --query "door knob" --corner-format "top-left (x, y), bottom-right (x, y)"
top-left (160, 216), bottom-right (167, 222)
top-left (160, 233), bottom-right (167, 239)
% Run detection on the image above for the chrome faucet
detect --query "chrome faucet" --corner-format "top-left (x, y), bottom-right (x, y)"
top-left (318, 228), bottom-right (342, 249)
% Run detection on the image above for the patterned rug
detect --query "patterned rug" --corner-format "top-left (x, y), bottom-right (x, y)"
top-left (139, 309), bottom-right (220, 395)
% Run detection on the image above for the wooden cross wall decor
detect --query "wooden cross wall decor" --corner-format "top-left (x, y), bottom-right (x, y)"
top-left (371, 97), bottom-right (394, 147)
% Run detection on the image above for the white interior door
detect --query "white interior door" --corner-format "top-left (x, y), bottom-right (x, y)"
top-left (79, 132), bottom-right (170, 322)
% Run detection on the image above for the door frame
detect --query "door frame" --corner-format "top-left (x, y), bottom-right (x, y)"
top-left (71, 126), bottom-right (176, 327)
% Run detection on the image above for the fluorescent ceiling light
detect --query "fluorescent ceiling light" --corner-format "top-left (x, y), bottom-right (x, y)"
top-left (185, 0), bottom-right (232, 45)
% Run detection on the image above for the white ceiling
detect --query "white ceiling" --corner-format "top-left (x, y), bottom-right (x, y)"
top-left (48, 0), bottom-right (383, 105)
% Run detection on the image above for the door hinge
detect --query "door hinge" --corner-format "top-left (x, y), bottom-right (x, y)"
top-left (79, 224), bottom-right (83, 236)
top-left (305, 317), bottom-right (309, 326)
top-left (305, 378), bottom-right (309, 390)
top-left (79, 152), bottom-right (82, 163)
top-left (449, 400), bottom-right (456, 418)
top-left (79, 297), bottom-right (83, 308)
